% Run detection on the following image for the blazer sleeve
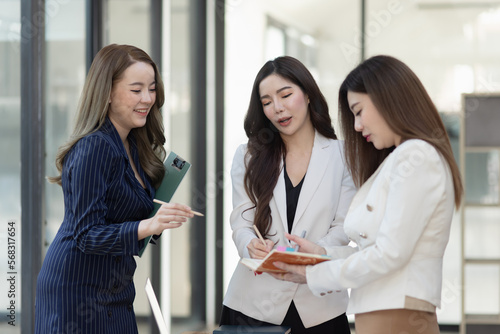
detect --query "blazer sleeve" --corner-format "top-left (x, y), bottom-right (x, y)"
top-left (68, 135), bottom-right (141, 255)
top-left (229, 144), bottom-right (258, 259)
top-left (307, 142), bottom-right (449, 293)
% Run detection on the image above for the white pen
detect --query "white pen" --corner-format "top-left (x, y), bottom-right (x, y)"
top-left (294, 230), bottom-right (307, 251)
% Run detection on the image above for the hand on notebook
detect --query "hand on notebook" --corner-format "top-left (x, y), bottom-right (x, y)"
top-left (269, 233), bottom-right (327, 283)
top-left (285, 232), bottom-right (326, 255)
top-left (247, 238), bottom-right (273, 259)
top-left (138, 202), bottom-right (193, 239)
top-left (270, 261), bottom-right (307, 284)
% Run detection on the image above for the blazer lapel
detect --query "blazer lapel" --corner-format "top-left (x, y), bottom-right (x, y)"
top-left (348, 152), bottom-right (389, 211)
top-left (292, 132), bottom-right (331, 231)
top-left (273, 160), bottom-right (288, 233)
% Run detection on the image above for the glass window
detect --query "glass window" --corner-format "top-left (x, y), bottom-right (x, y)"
top-left (265, 17), bottom-right (318, 76)
top-left (0, 1), bottom-right (21, 333)
top-left (169, 0), bottom-right (194, 323)
top-left (45, 0), bottom-right (86, 250)
top-left (104, 0), bottom-right (151, 52)
top-left (366, 0), bottom-right (500, 113)
top-left (465, 263), bottom-right (500, 315)
top-left (465, 151), bottom-right (499, 205)
top-left (265, 22), bottom-right (286, 60)
top-left (465, 207), bottom-right (500, 259)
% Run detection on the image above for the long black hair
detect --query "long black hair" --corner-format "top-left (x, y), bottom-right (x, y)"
top-left (338, 55), bottom-right (462, 207)
top-left (244, 56), bottom-right (336, 236)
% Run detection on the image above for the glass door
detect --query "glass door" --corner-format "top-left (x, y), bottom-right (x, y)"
top-left (0, 1), bottom-right (21, 332)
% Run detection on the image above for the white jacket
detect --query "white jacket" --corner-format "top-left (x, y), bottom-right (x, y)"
top-left (307, 139), bottom-right (456, 315)
top-left (223, 132), bottom-right (357, 327)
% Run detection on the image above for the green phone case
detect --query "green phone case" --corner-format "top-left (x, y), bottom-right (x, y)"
top-left (138, 151), bottom-right (191, 257)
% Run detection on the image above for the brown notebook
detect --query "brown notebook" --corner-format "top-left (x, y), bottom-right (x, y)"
top-left (240, 248), bottom-right (331, 274)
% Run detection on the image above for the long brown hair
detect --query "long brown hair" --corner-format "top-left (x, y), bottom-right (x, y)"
top-left (48, 44), bottom-right (166, 188)
top-left (338, 55), bottom-right (463, 207)
top-left (244, 56), bottom-right (337, 237)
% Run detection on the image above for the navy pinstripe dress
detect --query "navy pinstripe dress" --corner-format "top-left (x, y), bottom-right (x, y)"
top-left (35, 117), bottom-right (155, 333)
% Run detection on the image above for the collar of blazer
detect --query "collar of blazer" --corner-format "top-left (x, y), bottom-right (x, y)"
top-left (273, 131), bottom-right (337, 233)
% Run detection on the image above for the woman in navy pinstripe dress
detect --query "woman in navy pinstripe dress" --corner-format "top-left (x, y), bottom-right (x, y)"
top-left (35, 44), bottom-right (194, 333)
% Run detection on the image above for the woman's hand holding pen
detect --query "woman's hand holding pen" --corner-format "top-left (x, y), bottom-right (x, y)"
top-left (247, 238), bottom-right (273, 259)
top-left (138, 202), bottom-right (193, 240)
top-left (270, 233), bottom-right (327, 284)
top-left (271, 232), bottom-right (313, 284)
top-left (248, 224), bottom-right (273, 259)
top-left (286, 232), bottom-right (326, 255)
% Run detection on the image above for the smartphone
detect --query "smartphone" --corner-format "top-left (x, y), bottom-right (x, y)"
top-left (139, 151), bottom-right (191, 257)
top-left (154, 152), bottom-right (191, 206)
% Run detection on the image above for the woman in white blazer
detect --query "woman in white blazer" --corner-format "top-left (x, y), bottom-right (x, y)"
top-left (273, 55), bottom-right (463, 334)
top-left (221, 56), bottom-right (356, 333)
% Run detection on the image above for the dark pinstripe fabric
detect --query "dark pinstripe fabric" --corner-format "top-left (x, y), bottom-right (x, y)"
top-left (35, 118), bottom-right (155, 333)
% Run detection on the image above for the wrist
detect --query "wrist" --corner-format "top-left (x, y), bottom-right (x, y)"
top-left (138, 218), bottom-right (153, 240)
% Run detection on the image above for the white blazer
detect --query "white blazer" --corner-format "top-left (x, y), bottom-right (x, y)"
top-left (223, 132), bottom-right (357, 328)
top-left (307, 139), bottom-right (456, 315)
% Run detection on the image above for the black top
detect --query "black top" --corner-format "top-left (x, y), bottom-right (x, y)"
top-left (284, 164), bottom-right (305, 233)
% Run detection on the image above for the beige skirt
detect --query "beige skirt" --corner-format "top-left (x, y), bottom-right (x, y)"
top-left (354, 308), bottom-right (439, 334)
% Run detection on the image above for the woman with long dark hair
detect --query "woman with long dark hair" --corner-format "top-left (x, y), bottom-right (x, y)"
top-left (36, 44), bottom-right (194, 333)
top-left (221, 56), bottom-right (356, 333)
top-left (274, 55), bottom-right (463, 334)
